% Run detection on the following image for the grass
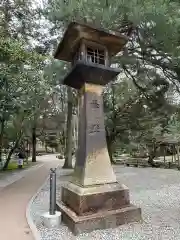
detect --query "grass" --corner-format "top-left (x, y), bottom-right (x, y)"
top-left (7, 161), bottom-right (36, 170)
top-left (4, 160), bottom-right (35, 171)
top-left (7, 162), bottom-right (23, 170)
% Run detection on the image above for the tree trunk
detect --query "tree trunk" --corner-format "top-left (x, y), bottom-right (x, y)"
top-left (148, 152), bottom-right (156, 166)
top-left (3, 148), bottom-right (15, 170)
top-left (32, 126), bottom-right (36, 162)
top-left (26, 139), bottom-right (30, 158)
top-left (63, 87), bottom-right (73, 169)
top-left (45, 142), bottom-right (48, 153)
top-left (107, 141), bottom-right (114, 163)
top-left (3, 134), bottom-right (22, 170)
top-left (106, 135), bottom-right (116, 164)
top-left (0, 119), bottom-right (5, 162)
top-left (107, 84), bottom-right (116, 165)
top-left (177, 145), bottom-right (180, 167)
top-left (148, 144), bottom-right (158, 166)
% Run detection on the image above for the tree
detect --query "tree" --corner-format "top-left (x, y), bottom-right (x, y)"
top-left (0, 35), bottom-right (46, 166)
top-left (0, 0), bottom-right (54, 168)
top-left (1, 0), bottom-right (179, 169)
top-left (104, 75), bottom-right (177, 163)
top-left (2, 110), bottom-right (30, 170)
top-left (63, 87), bottom-right (73, 168)
top-left (43, 0), bottom-right (180, 164)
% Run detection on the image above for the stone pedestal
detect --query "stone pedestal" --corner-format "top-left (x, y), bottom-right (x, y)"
top-left (58, 83), bottom-right (141, 234)
top-left (42, 211), bottom-right (61, 229)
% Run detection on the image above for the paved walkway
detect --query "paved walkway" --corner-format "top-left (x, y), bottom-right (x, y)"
top-left (0, 154), bottom-right (60, 240)
top-left (0, 162), bottom-right (41, 190)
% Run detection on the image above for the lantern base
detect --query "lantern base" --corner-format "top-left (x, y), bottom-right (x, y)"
top-left (57, 182), bottom-right (142, 235)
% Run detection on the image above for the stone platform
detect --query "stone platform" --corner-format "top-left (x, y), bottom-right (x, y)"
top-left (57, 182), bottom-right (141, 235)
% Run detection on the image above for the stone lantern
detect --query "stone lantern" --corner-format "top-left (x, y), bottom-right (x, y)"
top-left (54, 22), bottom-right (141, 235)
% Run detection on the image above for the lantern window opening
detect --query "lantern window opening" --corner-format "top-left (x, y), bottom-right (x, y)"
top-left (86, 47), bottom-right (105, 66)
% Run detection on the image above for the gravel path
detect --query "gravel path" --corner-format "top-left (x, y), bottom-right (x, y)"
top-left (30, 165), bottom-right (180, 240)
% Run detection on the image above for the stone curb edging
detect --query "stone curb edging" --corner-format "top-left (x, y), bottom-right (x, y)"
top-left (26, 176), bottom-right (49, 240)
top-left (26, 163), bottom-right (61, 240)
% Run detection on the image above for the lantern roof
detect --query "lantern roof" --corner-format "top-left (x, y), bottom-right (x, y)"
top-left (54, 22), bottom-right (128, 62)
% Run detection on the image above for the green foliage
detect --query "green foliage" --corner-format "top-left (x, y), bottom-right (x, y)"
top-left (104, 76), bottom-right (178, 157)
top-left (44, 0), bottom-right (180, 160)
top-left (1, 0), bottom-right (180, 168)
top-left (0, 0), bottom-right (56, 168)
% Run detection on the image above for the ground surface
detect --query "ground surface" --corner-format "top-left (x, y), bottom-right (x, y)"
top-left (31, 165), bottom-right (180, 240)
top-left (0, 162), bottom-right (40, 191)
top-left (0, 154), bottom-right (59, 240)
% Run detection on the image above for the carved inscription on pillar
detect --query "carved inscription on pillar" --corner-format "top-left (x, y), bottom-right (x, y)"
top-left (87, 94), bottom-right (102, 136)
top-left (90, 99), bottom-right (100, 109)
top-left (88, 124), bottom-right (100, 134)
top-left (88, 98), bottom-right (100, 134)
